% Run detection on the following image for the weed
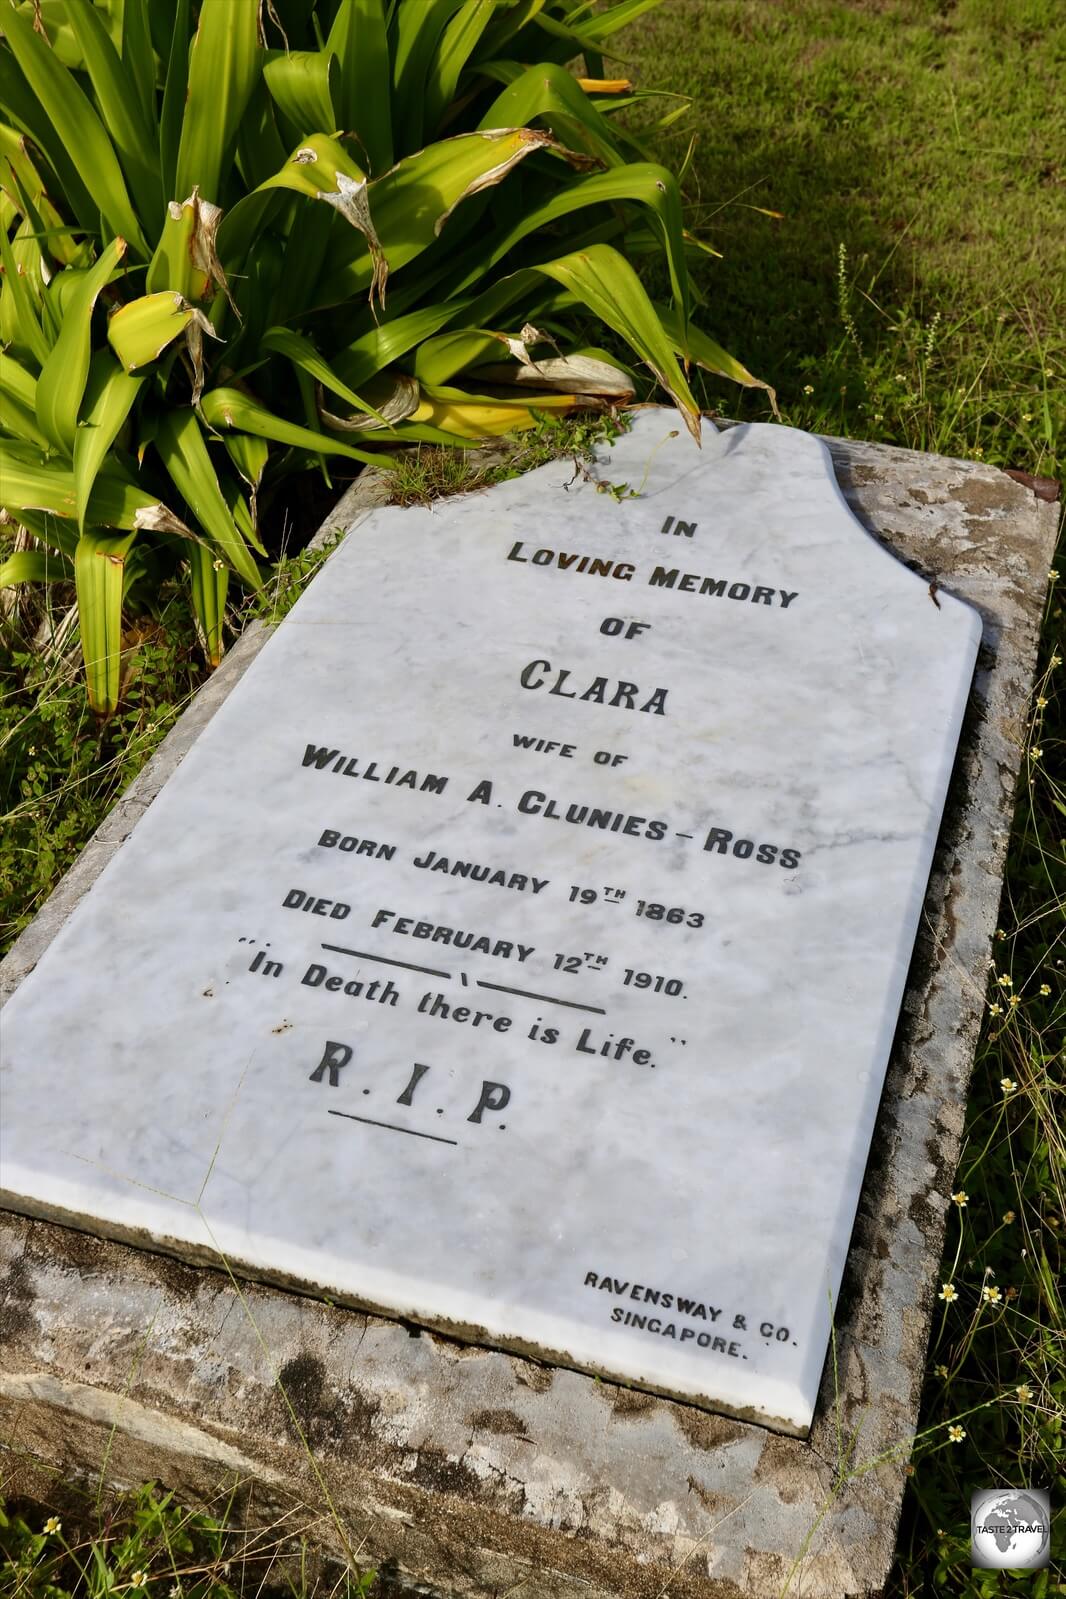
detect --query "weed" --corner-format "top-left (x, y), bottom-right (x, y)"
top-left (0, 588), bottom-right (207, 958)
top-left (382, 409), bottom-right (633, 507)
top-left (249, 536), bottom-right (348, 627)
top-left (0, 1483), bottom-right (376, 1599)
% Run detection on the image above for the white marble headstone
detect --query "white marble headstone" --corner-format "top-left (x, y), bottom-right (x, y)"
top-left (0, 415), bottom-right (980, 1434)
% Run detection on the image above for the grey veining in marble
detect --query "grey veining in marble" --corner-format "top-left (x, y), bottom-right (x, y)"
top-left (0, 414), bottom-right (981, 1434)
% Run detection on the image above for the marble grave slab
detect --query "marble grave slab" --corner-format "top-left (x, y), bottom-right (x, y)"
top-left (0, 414), bottom-right (981, 1435)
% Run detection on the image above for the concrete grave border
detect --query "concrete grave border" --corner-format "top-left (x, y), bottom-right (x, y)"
top-left (0, 417), bottom-right (1059, 1597)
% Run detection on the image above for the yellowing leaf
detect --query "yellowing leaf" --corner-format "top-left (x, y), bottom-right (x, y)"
top-left (412, 383), bottom-right (587, 438)
top-left (107, 290), bottom-right (215, 371)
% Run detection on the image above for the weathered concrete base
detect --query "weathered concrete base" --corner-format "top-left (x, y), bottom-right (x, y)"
top-left (0, 423), bottom-right (1058, 1596)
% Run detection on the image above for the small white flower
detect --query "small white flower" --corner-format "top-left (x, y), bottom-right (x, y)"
top-left (43, 1516), bottom-right (61, 1536)
top-left (952, 1190), bottom-right (969, 1208)
top-left (948, 1423), bottom-right (966, 1442)
top-left (1001, 1078), bottom-right (1017, 1094)
top-left (982, 1284), bottom-right (1002, 1305)
top-left (939, 1282), bottom-right (958, 1303)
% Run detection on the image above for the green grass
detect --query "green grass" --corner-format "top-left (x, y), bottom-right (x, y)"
top-left (0, 589), bottom-right (209, 955)
top-left (0, 1482), bottom-right (376, 1599)
top-left (618, 1), bottom-right (1064, 1593)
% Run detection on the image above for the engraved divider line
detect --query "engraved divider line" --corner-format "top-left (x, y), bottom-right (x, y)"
top-left (475, 978), bottom-right (606, 1015)
top-left (321, 943), bottom-right (451, 979)
top-left (328, 1109), bottom-right (458, 1146)
top-left (320, 943), bottom-right (605, 1014)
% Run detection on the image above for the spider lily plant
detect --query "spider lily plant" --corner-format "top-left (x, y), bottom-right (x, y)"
top-left (0, 0), bottom-right (766, 714)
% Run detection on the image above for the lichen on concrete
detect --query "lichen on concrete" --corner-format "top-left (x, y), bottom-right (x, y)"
top-left (0, 423), bottom-right (1058, 1597)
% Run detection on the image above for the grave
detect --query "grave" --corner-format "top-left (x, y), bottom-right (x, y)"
top-left (1, 412), bottom-right (1058, 1597)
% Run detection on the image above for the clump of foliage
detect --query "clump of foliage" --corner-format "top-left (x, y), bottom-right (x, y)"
top-left (0, 1483), bottom-right (377, 1597)
top-left (0, 579), bottom-right (206, 950)
top-left (0, 0), bottom-right (764, 713)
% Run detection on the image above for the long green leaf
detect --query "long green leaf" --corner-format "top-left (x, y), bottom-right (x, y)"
top-left (326, 0), bottom-right (392, 174)
top-left (262, 49), bottom-right (338, 139)
top-left (0, 547), bottom-right (73, 587)
top-left (5, 504), bottom-right (80, 559)
top-left (0, 47), bottom-right (100, 239)
top-left (200, 386), bottom-right (382, 465)
top-left (654, 302), bottom-right (775, 407)
top-left (453, 162), bottom-right (689, 325)
top-left (159, 0), bottom-right (192, 202)
top-left (261, 326), bottom-right (387, 424)
top-left (534, 244), bottom-right (700, 438)
top-left (0, 1), bottom-right (149, 256)
top-left (154, 408), bottom-right (262, 589)
top-left (174, 0), bottom-right (260, 204)
top-left (36, 239), bottom-right (127, 457)
top-left (0, 348), bottom-right (49, 444)
top-left (334, 301), bottom-right (465, 388)
top-left (412, 328), bottom-right (500, 385)
top-left (121, 0), bottom-right (157, 133)
top-left (0, 439), bottom-right (186, 532)
top-left (391, 0), bottom-right (466, 154)
top-left (63, 0), bottom-right (163, 225)
top-left (0, 215), bottom-right (51, 365)
top-left (74, 353), bottom-right (144, 532)
top-left (578, 0), bottom-right (667, 38)
top-left (423, 0), bottom-right (498, 135)
top-left (75, 527), bottom-right (138, 715)
top-left (188, 539), bottom-right (228, 667)
top-left (479, 62), bottom-right (627, 165)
